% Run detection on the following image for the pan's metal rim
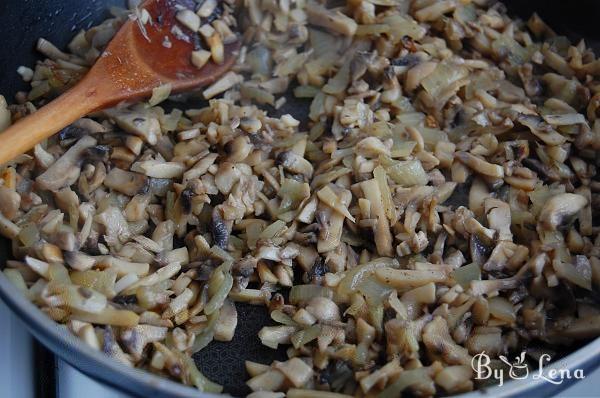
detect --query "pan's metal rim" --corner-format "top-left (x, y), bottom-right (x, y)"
top-left (0, 271), bottom-right (225, 398)
top-left (1, 268), bottom-right (599, 398)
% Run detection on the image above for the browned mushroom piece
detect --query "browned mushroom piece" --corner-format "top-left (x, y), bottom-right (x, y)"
top-left (0, 185), bottom-right (20, 220)
top-left (120, 324), bottom-right (168, 361)
top-left (538, 193), bottom-right (588, 230)
top-left (423, 316), bottom-right (472, 366)
top-left (36, 135), bottom-right (97, 191)
top-left (104, 168), bottom-right (148, 196)
top-left (102, 326), bottom-right (134, 367)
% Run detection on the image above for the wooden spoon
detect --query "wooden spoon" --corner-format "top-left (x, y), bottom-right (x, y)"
top-left (0, 0), bottom-right (239, 165)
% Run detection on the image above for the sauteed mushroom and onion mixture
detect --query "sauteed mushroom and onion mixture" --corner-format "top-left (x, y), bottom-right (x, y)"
top-left (2, 0), bottom-right (600, 396)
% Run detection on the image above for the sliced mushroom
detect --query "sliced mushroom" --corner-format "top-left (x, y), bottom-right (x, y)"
top-left (64, 251), bottom-right (97, 271)
top-left (422, 316), bottom-right (472, 366)
top-left (305, 2), bottom-right (357, 36)
top-left (465, 327), bottom-right (502, 356)
top-left (104, 109), bottom-right (161, 145)
top-left (202, 71), bottom-right (244, 99)
top-left (0, 211), bottom-right (20, 239)
top-left (214, 162), bottom-right (242, 195)
top-left (95, 206), bottom-right (131, 246)
top-left (104, 168), bottom-right (148, 196)
top-left (0, 95), bottom-right (11, 131)
top-left (517, 114), bottom-right (566, 145)
top-left (102, 326), bottom-right (133, 366)
top-left (258, 325), bottom-right (297, 349)
top-left (47, 226), bottom-right (78, 252)
top-left (69, 321), bottom-right (100, 350)
top-left (0, 185), bottom-right (20, 220)
top-left (214, 299), bottom-right (238, 342)
top-left (484, 198), bottom-right (512, 241)
top-left (305, 297), bottom-right (340, 323)
top-left (455, 152), bottom-right (503, 178)
top-left (73, 117), bottom-right (107, 134)
top-left (131, 160), bottom-right (185, 179)
top-left (36, 135), bottom-right (97, 191)
top-left (483, 242), bottom-right (528, 272)
top-left (469, 278), bottom-right (520, 296)
top-left (211, 207), bottom-right (230, 250)
top-left (277, 151), bottom-right (314, 178)
top-left (538, 193), bottom-right (587, 230)
top-left (120, 324), bottom-right (168, 361)
top-left (125, 194), bottom-right (151, 222)
top-left (96, 256), bottom-right (149, 277)
top-left (376, 268), bottom-right (448, 289)
top-left (275, 358), bottom-right (314, 388)
top-left (360, 179), bottom-right (393, 257)
top-left (435, 366), bottom-right (473, 394)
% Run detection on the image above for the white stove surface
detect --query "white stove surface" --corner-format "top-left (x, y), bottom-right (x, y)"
top-left (1, 298), bottom-right (598, 398)
top-left (0, 296), bottom-right (34, 398)
top-left (56, 362), bottom-right (129, 398)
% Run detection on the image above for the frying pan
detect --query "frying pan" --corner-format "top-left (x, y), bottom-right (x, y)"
top-left (0, 1), bottom-right (599, 397)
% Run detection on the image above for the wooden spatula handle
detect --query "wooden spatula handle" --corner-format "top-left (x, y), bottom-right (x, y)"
top-left (0, 78), bottom-right (103, 166)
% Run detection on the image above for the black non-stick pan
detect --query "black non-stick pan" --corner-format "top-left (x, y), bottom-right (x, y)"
top-left (1, 1), bottom-right (600, 397)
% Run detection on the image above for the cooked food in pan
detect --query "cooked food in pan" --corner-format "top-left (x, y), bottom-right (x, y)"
top-left (1, 0), bottom-right (599, 396)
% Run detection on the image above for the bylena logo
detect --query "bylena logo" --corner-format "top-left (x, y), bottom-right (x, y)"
top-left (471, 352), bottom-right (585, 387)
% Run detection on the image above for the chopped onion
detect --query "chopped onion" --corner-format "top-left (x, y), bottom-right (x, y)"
top-left (336, 258), bottom-right (397, 302)
top-left (175, 350), bottom-right (223, 393)
top-left (451, 263), bottom-right (481, 288)
top-left (391, 141), bottom-right (417, 158)
top-left (421, 62), bottom-right (468, 98)
top-left (191, 312), bottom-right (218, 353)
top-left (290, 285), bottom-right (333, 305)
top-left (379, 156), bottom-right (428, 186)
top-left (488, 296), bottom-right (516, 323)
top-left (204, 272), bottom-right (233, 315)
top-left (148, 83), bottom-right (172, 107)
top-left (382, 15), bottom-right (426, 41)
top-left (259, 220), bottom-right (288, 240)
top-left (290, 325), bottom-right (321, 349)
top-left (373, 166), bottom-right (396, 221)
top-left (323, 59), bottom-right (351, 95)
top-left (294, 85), bottom-right (320, 98)
top-left (3, 269), bottom-right (31, 299)
top-left (271, 310), bottom-right (298, 326)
